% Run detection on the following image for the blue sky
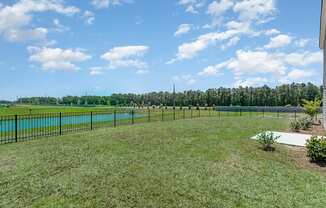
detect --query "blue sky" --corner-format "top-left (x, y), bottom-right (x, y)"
top-left (0, 0), bottom-right (323, 100)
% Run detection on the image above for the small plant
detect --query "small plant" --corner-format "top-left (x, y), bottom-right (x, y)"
top-left (306, 136), bottom-right (326, 163)
top-left (290, 120), bottom-right (301, 132)
top-left (257, 131), bottom-right (280, 151)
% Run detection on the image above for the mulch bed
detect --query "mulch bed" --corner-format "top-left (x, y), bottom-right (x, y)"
top-left (286, 123), bottom-right (325, 136)
top-left (288, 146), bottom-right (326, 173)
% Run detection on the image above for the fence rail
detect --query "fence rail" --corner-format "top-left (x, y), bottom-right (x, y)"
top-left (0, 106), bottom-right (315, 145)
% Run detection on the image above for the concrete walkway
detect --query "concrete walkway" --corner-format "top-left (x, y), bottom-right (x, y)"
top-left (251, 131), bottom-right (314, 147)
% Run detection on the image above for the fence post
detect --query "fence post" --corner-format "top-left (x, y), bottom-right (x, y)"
top-left (59, 112), bottom-right (62, 135)
top-left (199, 108), bottom-right (201, 117)
top-left (15, 115), bottom-right (18, 142)
top-left (162, 108), bottom-right (164, 121)
top-left (173, 107), bottom-right (176, 120)
top-left (277, 110), bottom-right (280, 118)
top-left (183, 108), bottom-right (186, 119)
top-left (91, 112), bottom-right (93, 130)
top-left (191, 108), bottom-right (193, 118)
top-left (209, 108), bottom-right (211, 117)
top-left (131, 109), bottom-right (134, 124)
top-left (263, 109), bottom-right (265, 118)
top-left (218, 109), bottom-right (221, 119)
top-left (294, 110), bottom-right (297, 121)
top-left (114, 110), bottom-right (117, 127)
top-left (239, 109), bottom-right (242, 116)
top-left (148, 108), bottom-right (151, 122)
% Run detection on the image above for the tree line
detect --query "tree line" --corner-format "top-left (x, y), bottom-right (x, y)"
top-left (16, 83), bottom-right (323, 107)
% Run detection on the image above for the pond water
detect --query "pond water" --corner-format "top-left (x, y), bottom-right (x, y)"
top-left (0, 113), bottom-right (142, 132)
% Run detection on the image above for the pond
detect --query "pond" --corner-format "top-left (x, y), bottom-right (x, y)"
top-left (0, 113), bottom-right (143, 132)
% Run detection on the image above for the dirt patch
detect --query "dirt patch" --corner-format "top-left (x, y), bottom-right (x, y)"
top-left (288, 146), bottom-right (326, 173)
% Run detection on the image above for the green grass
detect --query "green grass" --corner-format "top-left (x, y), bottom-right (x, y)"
top-left (1, 116), bottom-right (326, 207)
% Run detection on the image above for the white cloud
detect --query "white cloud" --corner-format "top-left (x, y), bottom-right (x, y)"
top-left (264, 34), bottom-right (292, 49)
top-left (199, 49), bottom-right (322, 86)
top-left (101, 45), bottom-right (149, 70)
top-left (287, 69), bottom-right (315, 80)
top-left (53, 19), bottom-right (69, 32)
top-left (208, 0), bottom-right (233, 16)
top-left (83, 11), bottom-right (95, 25)
top-left (136, 69), bottom-right (149, 74)
top-left (173, 74), bottom-right (196, 85)
top-left (264, 28), bottom-right (280, 36)
top-left (178, 0), bottom-right (205, 14)
top-left (226, 50), bottom-right (286, 76)
top-left (294, 38), bottom-right (310, 48)
top-left (206, 0), bottom-right (234, 29)
top-left (0, 0), bottom-right (79, 42)
top-left (233, 0), bottom-right (276, 24)
top-left (91, 0), bottom-right (132, 9)
top-left (198, 61), bottom-right (230, 76)
top-left (283, 51), bottom-right (322, 67)
top-left (174, 24), bottom-right (192, 37)
top-left (221, 36), bottom-right (240, 50)
top-left (168, 30), bottom-right (240, 63)
top-left (89, 66), bottom-right (103, 75)
top-left (28, 47), bottom-right (91, 71)
top-left (234, 77), bottom-right (268, 87)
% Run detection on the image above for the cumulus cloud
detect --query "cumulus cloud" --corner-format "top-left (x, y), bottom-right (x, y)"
top-left (53, 19), bottom-right (69, 32)
top-left (0, 0), bottom-right (79, 42)
top-left (227, 50), bottom-right (287, 76)
top-left (173, 74), bottom-right (196, 85)
top-left (233, 0), bottom-right (276, 24)
top-left (101, 45), bottom-right (149, 70)
top-left (208, 0), bottom-right (233, 16)
top-left (294, 38), bottom-right (310, 48)
top-left (91, 0), bottom-right (132, 9)
top-left (283, 51), bottom-right (322, 67)
top-left (83, 11), bottom-right (95, 25)
top-left (264, 28), bottom-right (280, 36)
top-left (174, 24), bottom-right (193, 37)
top-left (198, 61), bottom-right (230, 76)
top-left (234, 77), bottom-right (268, 87)
top-left (264, 34), bottom-right (292, 49)
top-left (170, 0), bottom-right (279, 63)
top-left (199, 49), bottom-right (322, 85)
top-left (287, 69), bottom-right (315, 80)
top-left (178, 0), bottom-right (205, 14)
top-left (89, 66), bottom-right (103, 75)
top-left (28, 47), bottom-right (91, 71)
top-left (168, 30), bottom-right (242, 63)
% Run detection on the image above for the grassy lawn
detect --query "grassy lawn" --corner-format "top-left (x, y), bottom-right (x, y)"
top-left (1, 116), bottom-right (325, 207)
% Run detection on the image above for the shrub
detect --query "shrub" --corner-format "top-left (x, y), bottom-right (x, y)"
top-left (290, 120), bottom-right (301, 132)
top-left (306, 136), bottom-right (326, 163)
top-left (302, 99), bottom-right (321, 121)
top-left (298, 117), bottom-right (313, 130)
top-left (257, 132), bottom-right (280, 151)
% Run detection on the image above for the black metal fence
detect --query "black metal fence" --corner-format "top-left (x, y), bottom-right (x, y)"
top-left (0, 107), bottom-right (316, 145)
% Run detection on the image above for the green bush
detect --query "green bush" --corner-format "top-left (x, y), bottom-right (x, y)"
top-left (302, 99), bottom-right (321, 121)
top-left (290, 120), bottom-right (301, 132)
top-left (298, 117), bottom-right (313, 130)
top-left (306, 136), bottom-right (326, 163)
top-left (290, 117), bottom-right (313, 132)
top-left (257, 132), bottom-right (280, 151)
